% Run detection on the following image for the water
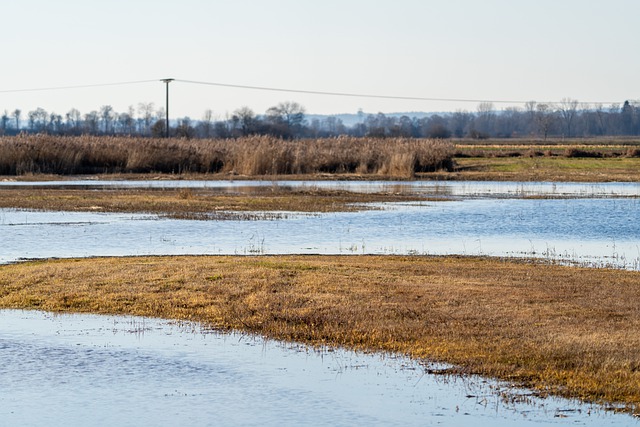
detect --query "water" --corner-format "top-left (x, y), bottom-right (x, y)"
top-left (0, 198), bottom-right (638, 268)
top-left (1, 179), bottom-right (639, 198)
top-left (1, 180), bottom-right (639, 425)
top-left (0, 309), bottom-right (634, 426)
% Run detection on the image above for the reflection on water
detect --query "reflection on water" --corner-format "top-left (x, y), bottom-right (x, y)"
top-left (0, 310), bottom-right (634, 427)
top-left (1, 197), bottom-right (638, 269)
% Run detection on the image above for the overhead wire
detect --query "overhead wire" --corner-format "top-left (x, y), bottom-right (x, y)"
top-left (0, 79), bottom-right (159, 94)
top-left (0, 77), bottom-right (625, 106)
top-left (174, 79), bottom-right (525, 104)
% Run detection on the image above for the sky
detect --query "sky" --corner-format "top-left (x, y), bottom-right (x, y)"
top-left (1, 0), bottom-right (639, 120)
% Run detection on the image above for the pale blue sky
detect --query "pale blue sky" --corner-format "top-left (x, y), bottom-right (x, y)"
top-left (1, 0), bottom-right (638, 119)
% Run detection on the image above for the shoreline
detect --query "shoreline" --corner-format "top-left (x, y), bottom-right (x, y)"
top-left (1, 254), bottom-right (639, 413)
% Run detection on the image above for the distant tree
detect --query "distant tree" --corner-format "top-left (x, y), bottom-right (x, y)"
top-left (423, 115), bottom-right (451, 138)
top-left (593, 103), bottom-right (607, 135)
top-left (175, 117), bottom-right (196, 139)
top-left (27, 108), bottom-right (48, 133)
top-left (199, 109), bottom-right (214, 138)
top-left (151, 119), bottom-right (166, 138)
top-left (232, 106), bottom-right (257, 136)
top-left (535, 103), bottom-right (555, 141)
top-left (27, 110), bottom-right (36, 132)
top-left (428, 124), bottom-right (451, 139)
top-left (214, 120), bottom-right (231, 138)
top-left (620, 100), bottom-right (637, 135)
top-left (265, 101), bottom-right (306, 138)
top-left (12, 109), bottom-right (21, 132)
top-left (606, 103), bottom-right (622, 135)
top-left (66, 108), bottom-right (82, 135)
top-left (49, 113), bottom-right (63, 134)
top-left (117, 109), bottom-right (136, 135)
top-left (138, 102), bottom-right (155, 136)
top-left (397, 115), bottom-right (415, 137)
top-left (84, 111), bottom-right (99, 134)
top-left (323, 116), bottom-right (346, 136)
top-left (558, 97), bottom-right (579, 137)
top-left (496, 106), bottom-right (524, 137)
top-left (365, 113), bottom-right (388, 137)
top-left (474, 102), bottom-right (495, 136)
top-left (449, 110), bottom-right (473, 138)
top-left (100, 105), bottom-right (115, 134)
top-left (1, 111), bottom-right (9, 135)
top-left (524, 101), bottom-right (538, 135)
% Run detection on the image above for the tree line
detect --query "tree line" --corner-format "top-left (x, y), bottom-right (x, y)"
top-left (1, 98), bottom-right (639, 139)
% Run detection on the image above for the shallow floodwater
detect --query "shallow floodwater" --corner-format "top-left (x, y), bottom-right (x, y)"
top-left (1, 179), bottom-right (639, 198)
top-left (0, 197), bottom-right (638, 268)
top-left (0, 310), bottom-right (635, 426)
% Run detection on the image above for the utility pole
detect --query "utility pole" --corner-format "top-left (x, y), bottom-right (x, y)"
top-left (161, 78), bottom-right (174, 138)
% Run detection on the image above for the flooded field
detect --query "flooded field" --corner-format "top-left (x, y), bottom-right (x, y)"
top-left (0, 196), bottom-right (638, 268)
top-left (2, 179), bottom-right (639, 198)
top-left (1, 180), bottom-right (639, 425)
top-left (1, 309), bottom-right (635, 426)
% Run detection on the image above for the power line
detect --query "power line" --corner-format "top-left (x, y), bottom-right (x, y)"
top-left (0, 77), bottom-right (626, 106)
top-left (0, 79), bottom-right (159, 94)
top-left (175, 79), bottom-right (527, 104)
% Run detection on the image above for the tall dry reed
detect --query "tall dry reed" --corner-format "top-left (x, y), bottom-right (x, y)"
top-left (0, 134), bottom-right (454, 177)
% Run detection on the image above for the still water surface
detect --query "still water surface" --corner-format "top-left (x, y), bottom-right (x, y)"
top-left (1, 181), bottom-right (639, 425)
top-left (1, 309), bottom-right (635, 426)
top-left (2, 179), bottom-right (639, 198)
top-left (1, 197), bottom-right (638, 268)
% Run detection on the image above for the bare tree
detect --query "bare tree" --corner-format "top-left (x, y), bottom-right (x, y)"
top-left (138, 102), bottom-right (155, 136)
top-left (473, 102), bottom-right (495, 136)
top-left (232, 106), bottom-right (256, 136)
top-left (84, 111), bottom-right (99, 134)
top-left (593, 103), bottom-right (607, 135)
top-left (49, 113), bottom-right (63, 134)
top-left (66, 108), bottom-right (82, 134)
top-left (558, 97), bottom-right (579, 137)
top-left (200, 109), bottom-right (214, 138)
top-left (100, 105), bottom-right (115, 134)
top-left (28, 108), bottom-right (48, 133)
top-left (117, 109), bottom-right (136, 135)
top-left (535, 104), bottom-right (555, 141)
top-left (12, 109), bottom-right (21, 132)
top-left (449, 110), bottom-right (473, 138)
top-left (266, 101), bottom-right (306, 138)
top-left (1, 111), bottom-right (9, 135)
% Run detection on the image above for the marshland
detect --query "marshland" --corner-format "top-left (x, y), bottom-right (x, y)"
top-left (1, 135), bottom-right (640, 424)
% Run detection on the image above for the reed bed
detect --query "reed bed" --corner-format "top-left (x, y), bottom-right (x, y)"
top-left (1, 255), bottom-right (639, 412)
top-left (0, 134), bottom-right (454, 177)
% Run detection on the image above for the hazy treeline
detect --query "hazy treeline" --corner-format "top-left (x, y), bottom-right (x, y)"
top-left (0, 134), bottom-right (454, 177)
top-left (2, 99), bottom-right (640, 140)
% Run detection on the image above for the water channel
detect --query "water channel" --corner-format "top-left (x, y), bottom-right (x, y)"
top-left (1, 180), bottom-right (639, 425)
top-left (0, 309), bottom-right (635, 426)
top-left (0, 181), bottom-right (638, 268)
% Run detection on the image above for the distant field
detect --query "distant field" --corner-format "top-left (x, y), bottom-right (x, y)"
top-left (446, 140), bottom-right (640, 181)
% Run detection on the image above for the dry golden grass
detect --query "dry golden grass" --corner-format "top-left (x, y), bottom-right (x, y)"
top-left (0, 187), bottom-right (436, 217)
top-left (1, 255), bottom-right (639, 411)
top-left (450, 156), bottom-right (640, 182)
top-left (0, 134), bottom-right (453, 178)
